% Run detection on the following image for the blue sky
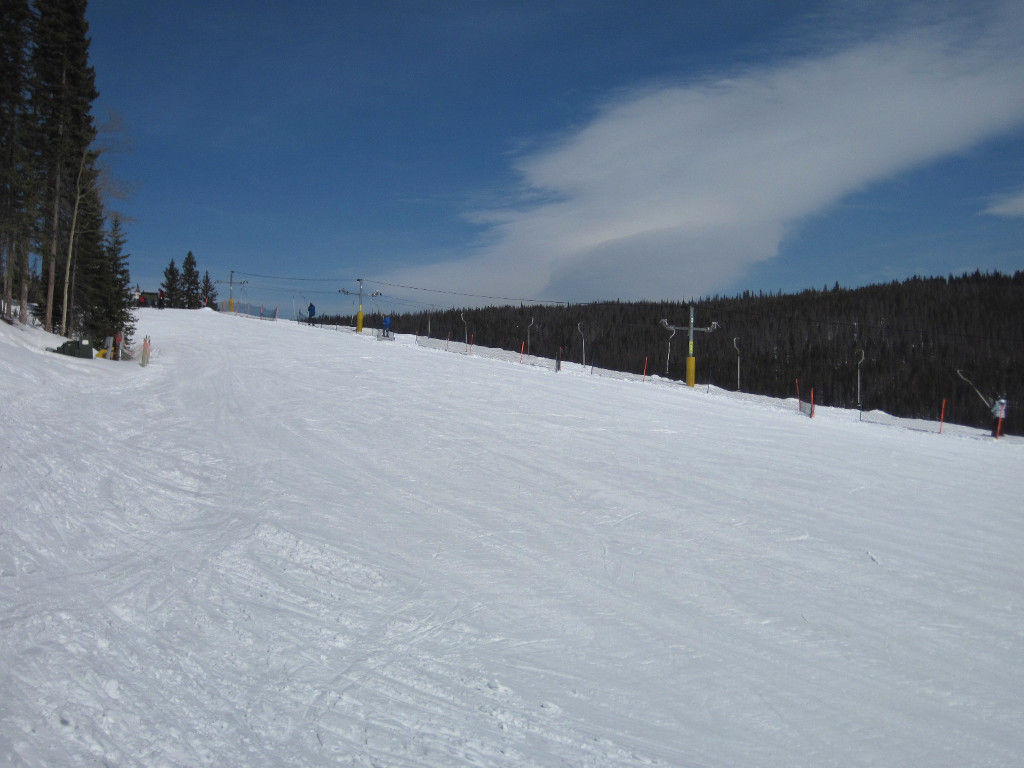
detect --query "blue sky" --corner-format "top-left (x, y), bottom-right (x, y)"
top-left (86, 0), bottom-right (1024, 315)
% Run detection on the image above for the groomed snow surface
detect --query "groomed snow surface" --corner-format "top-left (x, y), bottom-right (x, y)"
top-left (2, 309), bottom-right (1022, 767)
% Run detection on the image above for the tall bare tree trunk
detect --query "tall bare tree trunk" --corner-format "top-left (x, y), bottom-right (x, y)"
top-left (1, 236), bottom-right (9, 321)
top-left (20, 238), bottom-right (28, 324)
top-left (44, 169), bottom-right (61, 333)
top-left (60, 151), bottom-right (87, 336)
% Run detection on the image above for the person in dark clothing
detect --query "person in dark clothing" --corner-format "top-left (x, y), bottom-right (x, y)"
top-left (307, 302), bottom-right (316, 322)
top-left (158, 289), bottom-right (165, 309)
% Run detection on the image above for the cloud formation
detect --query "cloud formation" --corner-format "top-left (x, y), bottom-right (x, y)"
top-left (984, 189), bottom-right (1024, 217)
top-left (386, 3), bottom-right (1024, 304)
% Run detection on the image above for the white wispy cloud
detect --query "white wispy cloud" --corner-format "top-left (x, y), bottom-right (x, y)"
top-left (983, 189), bottom-right (1024, 217)
top-left (385, 2), bottom-right (1024, 304)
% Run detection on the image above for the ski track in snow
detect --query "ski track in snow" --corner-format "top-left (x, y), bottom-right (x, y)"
top-left (1, 309), bottom-right (1023, 767)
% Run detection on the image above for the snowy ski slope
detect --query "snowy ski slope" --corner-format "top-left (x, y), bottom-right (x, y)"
top-left (2, 309), bottom-right (1022, 767)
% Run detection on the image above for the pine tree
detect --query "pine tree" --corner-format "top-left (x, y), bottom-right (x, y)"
top-left (91, 215), bottom-right (134, 343)
top-left (200, 270), bottom-right (218, 309)
top-left (65, 179), bottom-right (104, 338)
top-left (181, 250), bottom-right (200, 308)
top-left (0, 0), bottom-right (34, 323)
top-left (110, 217), bottom-right (134, 338)
top-left (161, 259), bottom-right (181, 308)
top-left (30, 0), bottom-right (100, 332)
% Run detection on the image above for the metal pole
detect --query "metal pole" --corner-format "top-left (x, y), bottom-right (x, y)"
top-left (956, 369), bottom-right (992, 408)
top-left (688, 305), bottom-right (695, 357)
top-left (661, 319), bottom-right (676, 376)
top-left (856, 349), bottom-right (865, 415)
top-left (661, 309), bottom-right (717, 387)
top-left (357, 279), bottom-right (364, 333)
top-left (687, 305), bottom-right (696, 387)
top-left (340, 279), bottom-right (378, 333)
top-left (577, 322), bottom-right (585, 366)
top-left (734, 337), bottom-right (741, 391)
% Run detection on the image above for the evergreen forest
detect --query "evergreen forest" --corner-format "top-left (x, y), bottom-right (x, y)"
top-left (1, 0), bottom-right (134, 345)
top-left (324, 271), bottom-right (1024, 436)
top-left (158, 251), bottom-right (219, 309)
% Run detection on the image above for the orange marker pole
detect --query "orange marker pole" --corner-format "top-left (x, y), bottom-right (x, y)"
top-left (642, 356), bottom-right (648, 382)
top-left (939, 398), bottom-right (946, 434)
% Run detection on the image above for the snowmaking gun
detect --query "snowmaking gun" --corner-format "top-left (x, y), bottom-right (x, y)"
top-left (955, 369), bottom-right (991, 409)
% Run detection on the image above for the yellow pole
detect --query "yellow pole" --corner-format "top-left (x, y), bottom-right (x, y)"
top-left (686, 335), bottom-right (696, 387)
top-left (357, 305), bottom-right (364, 333)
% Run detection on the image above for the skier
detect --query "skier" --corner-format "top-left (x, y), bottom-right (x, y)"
top-left (991, 396), bottom-right (1007, 438)
top-left (382, 315), bottom-right (391, 338)
top-left (158, 289), bottom-right (165, 309)
top-left (307, 302), bottom-right (315, 322)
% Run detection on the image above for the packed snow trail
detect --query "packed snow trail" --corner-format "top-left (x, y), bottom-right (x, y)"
top-left (1, 309), bottom-right (1022, 767)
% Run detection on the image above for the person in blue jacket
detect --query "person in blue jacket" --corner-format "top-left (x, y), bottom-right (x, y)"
top-left (382, 315), bottom-right (391, 338)
top-left (307, 302), bottom-right (315, 322)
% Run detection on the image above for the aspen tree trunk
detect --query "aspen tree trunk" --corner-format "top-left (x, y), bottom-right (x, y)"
top-left (1, 237), bottom-right (9, 321)
top-left (19, 240), bottom-right (29, 324)
top-left (44, 170), bottom-right (62, 333)
top-left (60, 151), bottom-right (88, 337)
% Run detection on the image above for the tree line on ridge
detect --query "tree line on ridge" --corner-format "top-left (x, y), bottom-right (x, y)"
top-left (322, 271), bottom-right (1023, 436)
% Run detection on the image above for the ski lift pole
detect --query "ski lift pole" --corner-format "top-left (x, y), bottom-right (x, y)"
top-left (215, 271), bottom-right (246, 313)
top-left (662, 306), bottom-right (718, 387)
top-left (340, 279), bottom-right (380, 333)
top-left (687, 306), bottom-right (696, 387)
top-left (687, 305), bottom-right (719, 387)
